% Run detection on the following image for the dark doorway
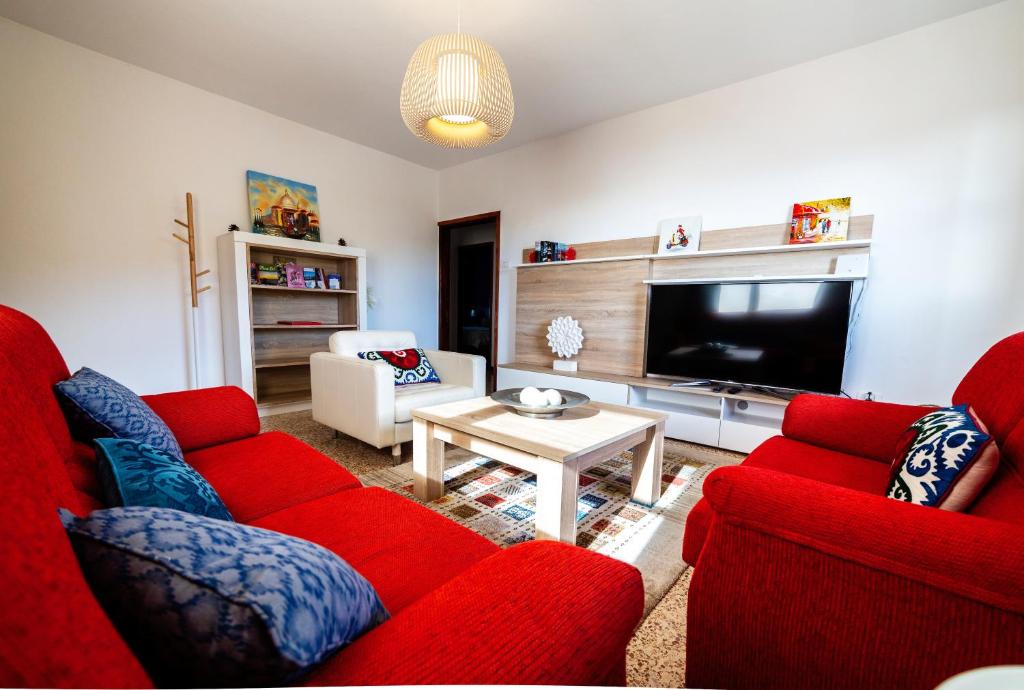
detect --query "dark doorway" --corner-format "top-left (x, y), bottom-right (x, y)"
top-left (438, 212), bottom-right (500, 392)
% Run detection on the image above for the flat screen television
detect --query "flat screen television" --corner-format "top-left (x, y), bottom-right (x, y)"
top-left (645, 280), bottom-right (853, 394)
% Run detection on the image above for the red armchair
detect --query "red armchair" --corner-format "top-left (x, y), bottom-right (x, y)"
top-left (683, 334), bottom-right (1024, 690)
top-left (0, 304), bottom-right (644, 687)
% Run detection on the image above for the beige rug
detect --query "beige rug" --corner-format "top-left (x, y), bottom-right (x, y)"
top-left (261, 410), bottom-right (743, 687)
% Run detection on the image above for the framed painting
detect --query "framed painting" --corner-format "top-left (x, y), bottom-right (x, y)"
top-left (657, 216), bottom-right (702, 255)
top-left (789, 197), bottom-right (850, 244)
top-left (246, 170), bottom-right (321, 242)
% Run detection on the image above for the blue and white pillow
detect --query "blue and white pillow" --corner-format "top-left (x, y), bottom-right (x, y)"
top-left (886, 404), bottom-right (1000, 511)
top-left (94, 438), bottom-right (233, 520)
top-left (60, 506), bottom-right (389, 686)
top-left (55, 367), bottom-right (184, 462)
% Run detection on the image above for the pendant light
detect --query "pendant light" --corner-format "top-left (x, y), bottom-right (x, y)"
top-left (400, 5), bottom-right (514, 149)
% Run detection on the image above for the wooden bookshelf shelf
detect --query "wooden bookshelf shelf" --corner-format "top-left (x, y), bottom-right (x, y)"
top-left (253, 323), bottom-right (357, 330)
top-left (250, 284), bottom-right (358, 295)
top-left (253, 358), bottom-right (312, 369)
top-left (218, 231), bottom-right (367, 412)
top-left (256, 389), bottom-right (313, 407)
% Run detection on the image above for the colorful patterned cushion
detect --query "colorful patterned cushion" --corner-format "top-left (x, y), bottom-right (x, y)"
top-left (886, 404), bottom-right (1000, 511)
top-left (55, 367), bottom-right (184, 462)
top-left (358, 348), bottom-right (441, 386)
top-left (60, 506), bottom-right (390, 687)
top-left (94, 438), bottom-right (232, 520)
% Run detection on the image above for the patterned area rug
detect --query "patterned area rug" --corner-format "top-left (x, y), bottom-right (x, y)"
top-left (361, 444), bottom-right (730, 614)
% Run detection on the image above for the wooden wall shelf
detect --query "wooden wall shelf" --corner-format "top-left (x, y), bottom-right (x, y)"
top-left (513, 215), bottom-right (873, 378)
top-left (516, 238), bottom-right (871, 268)
top-left (644, 273), bottom-right (866, 284)
top-left (218, 232), bottom-right (367, 412)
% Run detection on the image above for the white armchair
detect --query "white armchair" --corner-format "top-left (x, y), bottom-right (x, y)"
top-left (311, 330), bottom-right (485, 460)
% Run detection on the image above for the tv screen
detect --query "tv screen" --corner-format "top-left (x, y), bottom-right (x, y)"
top-left (645, 280), bottom-right (852, 393)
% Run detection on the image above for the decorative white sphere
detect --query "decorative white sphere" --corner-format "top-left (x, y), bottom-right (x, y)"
top-left (546, 315), bottom-right (584, 359)
top-left (543, 388), bottom-right (563, 406)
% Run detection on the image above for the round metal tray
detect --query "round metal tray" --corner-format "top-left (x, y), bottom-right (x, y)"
top-left (489, 387), bottom-right (591, 419)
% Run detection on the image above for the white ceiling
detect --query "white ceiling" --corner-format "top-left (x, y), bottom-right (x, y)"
top-left (0, 0), bottom-right (999, 169)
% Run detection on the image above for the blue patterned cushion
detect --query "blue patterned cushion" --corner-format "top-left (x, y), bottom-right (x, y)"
top-left (60, 506), bottom-right (389, 687)
top-left (94, 438), bottom-right (232, 520)
top-left (55, 367), bottom-right (184, 462)
top-left (357, 348), bottom-right (441, 385)
top-left (886, 404), bottom-right (1000, 511)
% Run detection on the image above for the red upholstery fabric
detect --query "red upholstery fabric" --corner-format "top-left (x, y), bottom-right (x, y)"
top-left (742, 435), bottom-right (893, 492)
top-left (0, 365), bottom-right (151, 688)
top-left (685, 330), bottom-right (1024, 690)
top-left (782, 393), bottom-right (930, 462)
top-left (186, 431), bottom-right (362, 522)
top-left (0, 304), bottom-right (645, 687)
top-left (0, 305), bottom-right (74, 460)
top-left (953, 331), bottom-right (1024, 445)
top-left (306, 541), bottom-right (644, 687)
top-left (970, 421), bottom-right (1024, 524)
top-left (684, 437), bottom-right (892, 563)
top-left (681, 494), bottom-right (713, 565)
top-left (687, 466), bottom-right (1024, 690)
top-left (254, 487), bottom-right (499, 614)
top-left (142, 386), bottom-right (259, 452)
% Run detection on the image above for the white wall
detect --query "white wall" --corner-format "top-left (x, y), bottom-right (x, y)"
top-left (0, 18), bottom-right (438, 394)
top-left (439, 0), bottom-right (1024, 404)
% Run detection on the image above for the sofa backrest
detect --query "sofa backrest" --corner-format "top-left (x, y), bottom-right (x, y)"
top-left (330, 329), bottom-right (418, 357)
top-left (0, 305), bottom-right (74, 460)
top-left (953, 331), bottom-right (1024, 447)
top-left (0, 351), bottom-right (151, 687)
top-left (953, 332), bottom-right (1024, 524)
top-left (0, 306), bottom-right (100, 512)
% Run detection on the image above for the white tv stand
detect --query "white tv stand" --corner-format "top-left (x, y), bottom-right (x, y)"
top-left (497, 363), bottom-right (791, 453)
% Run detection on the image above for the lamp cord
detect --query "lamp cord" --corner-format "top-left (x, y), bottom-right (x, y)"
top-left (457, 0), bottom-right (462, 33)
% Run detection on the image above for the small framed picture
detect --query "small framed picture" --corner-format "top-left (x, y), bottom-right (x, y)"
top-left (657, 216), bottom-right (702, 255)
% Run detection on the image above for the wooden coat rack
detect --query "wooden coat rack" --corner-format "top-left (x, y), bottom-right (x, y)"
top-left (171, 192), bottom-right (211, 388)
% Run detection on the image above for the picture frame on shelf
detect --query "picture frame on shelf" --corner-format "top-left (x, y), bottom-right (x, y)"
top-left (657, 216), bottom-right (702, 255)
top-left (789, 197), bottom-right (851, 244)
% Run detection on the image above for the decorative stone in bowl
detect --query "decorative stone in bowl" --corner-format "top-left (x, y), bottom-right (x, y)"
top-left (490, 387), bottom-right (590, 419)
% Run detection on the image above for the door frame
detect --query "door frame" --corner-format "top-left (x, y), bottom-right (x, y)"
top-left (438, 211), bottom-right (501, 390)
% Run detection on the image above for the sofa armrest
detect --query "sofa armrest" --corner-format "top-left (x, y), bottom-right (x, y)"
top-left (782, 393), bottom-right (931, 462)
top-left (703, 465), bottom-right (1024, 610)
top-left (306, 541), bottom-right (644, 686)
top-left (424, 349), bottom-right (486, 395)
top-left (141, 386), bottom-right (259, 453)
top-left (310, 352), bottom-right (396, 448)
top-left (686, 465), bottom-right (1024, 689)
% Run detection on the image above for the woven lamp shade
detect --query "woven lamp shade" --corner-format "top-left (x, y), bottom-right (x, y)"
top-left (400, 32), bottom-right (514, 149)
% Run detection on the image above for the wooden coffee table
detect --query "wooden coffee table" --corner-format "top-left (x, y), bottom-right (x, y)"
top-left (412, 396), bottom-right (667, 544)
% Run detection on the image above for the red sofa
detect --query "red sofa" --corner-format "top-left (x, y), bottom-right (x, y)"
top-left (0, 305), bottom-right (644, 687)
top-left (683, 333), bottom-right (1024, 690)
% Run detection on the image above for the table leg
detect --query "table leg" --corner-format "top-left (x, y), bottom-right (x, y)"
top-left (534, 459), bottom-right (579, 543)
top-left (413, 417), bottom-right (445, 501)
top-left (631, 423), bottom-right (665, 506)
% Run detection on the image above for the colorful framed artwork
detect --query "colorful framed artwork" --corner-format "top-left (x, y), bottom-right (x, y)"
top-left (789, 197), bottom-right (850, 244)
top-left (657, 216), bottom-right (702, 255)
top-left (246, 170), bottom-right (321, 242)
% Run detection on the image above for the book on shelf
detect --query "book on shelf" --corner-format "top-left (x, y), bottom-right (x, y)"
top-left (275, 320), bottom-right (323, 326)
